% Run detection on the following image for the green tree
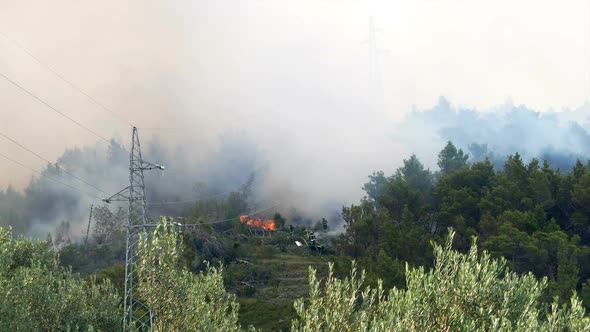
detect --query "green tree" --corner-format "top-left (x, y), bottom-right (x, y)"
top-left (362, 171), bottom-right (388, 202)
top-left (437, 141), bottom-right (469, 176)
top-left (293, 230), bottom-right (590, 331)
top-left (0, 226), bottom-right (121, 331)
top-left (92, 205), bottom-right (125, 244)
top-left (136, 219), bottom-right (243, 332)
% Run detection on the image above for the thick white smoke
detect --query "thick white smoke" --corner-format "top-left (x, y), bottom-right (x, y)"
top-left (0, 1), bottom-right (588, 236)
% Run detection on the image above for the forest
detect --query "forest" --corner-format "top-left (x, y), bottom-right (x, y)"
top-left (1, 141), bottom-right (590, 331)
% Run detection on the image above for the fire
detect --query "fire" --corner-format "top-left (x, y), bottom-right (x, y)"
top-left (239, 214), bottom-right (277, 231)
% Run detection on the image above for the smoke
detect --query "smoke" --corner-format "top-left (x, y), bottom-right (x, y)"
top-left (18, 96), bottom-right (590, 239)
top-left (0, 0), bottom-right (405, 236)
top-left (21, 136), bottom-right (265, 238)
top-left (396, 97), bottom-right (590, 170)
top-left (16, 110), bottom-right (399, 238)
top-left (0, 1), bottom-right (589, 236)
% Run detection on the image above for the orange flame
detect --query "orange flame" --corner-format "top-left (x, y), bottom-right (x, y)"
top-left (239, 214), bottom-right (276, 231)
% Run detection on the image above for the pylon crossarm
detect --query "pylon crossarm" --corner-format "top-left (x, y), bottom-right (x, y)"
top-left (140, 160), bottom-right (164, 171)
top-left (102, 186), bottom-right (130, 203)
top-left (125, 221), bottom-right (183, 229)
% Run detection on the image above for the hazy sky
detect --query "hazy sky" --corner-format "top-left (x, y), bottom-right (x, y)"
top-left (0, 0), bottom-right (589, 206)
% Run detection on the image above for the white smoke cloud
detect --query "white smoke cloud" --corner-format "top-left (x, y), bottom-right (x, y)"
top-left (0, 1), bottom-right (588, 236)
top-left (396, 98), bottom-right (590, 170)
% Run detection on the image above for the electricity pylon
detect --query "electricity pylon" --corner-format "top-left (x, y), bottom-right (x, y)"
top-left (103, 126), bottom-right (164, 330)
top-left (84, 204), bottom-right (93, 245)
top-left (368, 16), bottom-right (387, 113)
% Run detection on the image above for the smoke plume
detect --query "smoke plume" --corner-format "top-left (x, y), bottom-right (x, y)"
top-left (0, 1), bottom-right (589, 236)
top-left (396, 97), bottom-right (590, 170)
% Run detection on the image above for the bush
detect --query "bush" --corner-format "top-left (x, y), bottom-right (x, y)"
top-left (137, 220), bottom-right (244, 331)
top-left (292, 229), bottom-right (590, 331)
top-left (0, 226), bottom-right (121, 331)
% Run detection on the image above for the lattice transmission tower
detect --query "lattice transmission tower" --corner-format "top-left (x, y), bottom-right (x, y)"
top-left (103, 126), bottom-right (164, 330)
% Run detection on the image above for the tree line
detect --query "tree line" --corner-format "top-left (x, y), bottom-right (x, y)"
top-left (336, 142), bottom-right (590, 308)
top-left (2, 141), bottom-right (590, 330)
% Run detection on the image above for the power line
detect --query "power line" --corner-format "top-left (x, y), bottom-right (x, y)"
top-left (0, 31), bottom-right (133, 128)
top-left (139, 201), bottom-right (283, 228)
top-left (0, 71), bottom-right (111, 143)
top-left (147, 190), bottom-right (235, 205)
top-left (0, 129), bottom-right (110, 195)
top-left (147, 167), bottom-right (265, 205)
top-left (0, 151), bottom-right (100, 199)
top-left (139, 128), bottom-right (191, 131)
top-left (194, 201), bottom-right (283, 225)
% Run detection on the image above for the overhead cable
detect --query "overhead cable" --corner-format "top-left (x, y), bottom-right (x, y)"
top-left (0, 151), bottom-right (100, 199)
top-left (0, 71), bottom-right (111, 143)
top-left (147, 166), bottom-right (265, 205)
top-left (194, 201), bottom-right (283, 225)
top-left (0, 129), bottom-right (110, 195)
top-left (0, 31), bottom-right (133, 127)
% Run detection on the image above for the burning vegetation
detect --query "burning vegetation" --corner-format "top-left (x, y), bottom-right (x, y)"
top-left (240, 215), bottom-right (276, 231)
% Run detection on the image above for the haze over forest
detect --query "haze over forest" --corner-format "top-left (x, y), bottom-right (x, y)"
top-left (0, 0), bottom-right (589, 236)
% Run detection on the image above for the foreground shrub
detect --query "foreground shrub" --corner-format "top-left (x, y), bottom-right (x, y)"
top-left (0, 226), bottom-right (121, 331)
top-left (292, 230), bottom-right (590, 331)
top-left (137, 220), bottom-right (243, 332)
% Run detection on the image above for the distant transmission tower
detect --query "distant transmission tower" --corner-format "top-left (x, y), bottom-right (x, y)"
top-left (369, 16), bottom-right (379, 95)
top-left (84, 204), bottom-right (93, 245)
top-left (103, 126), bottom-right (164, 330)
top-left (368, 16), bottom-right (386, 113)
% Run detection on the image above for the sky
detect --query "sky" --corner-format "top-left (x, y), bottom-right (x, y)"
top-left (0, 0), bottom-right (589, 211)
